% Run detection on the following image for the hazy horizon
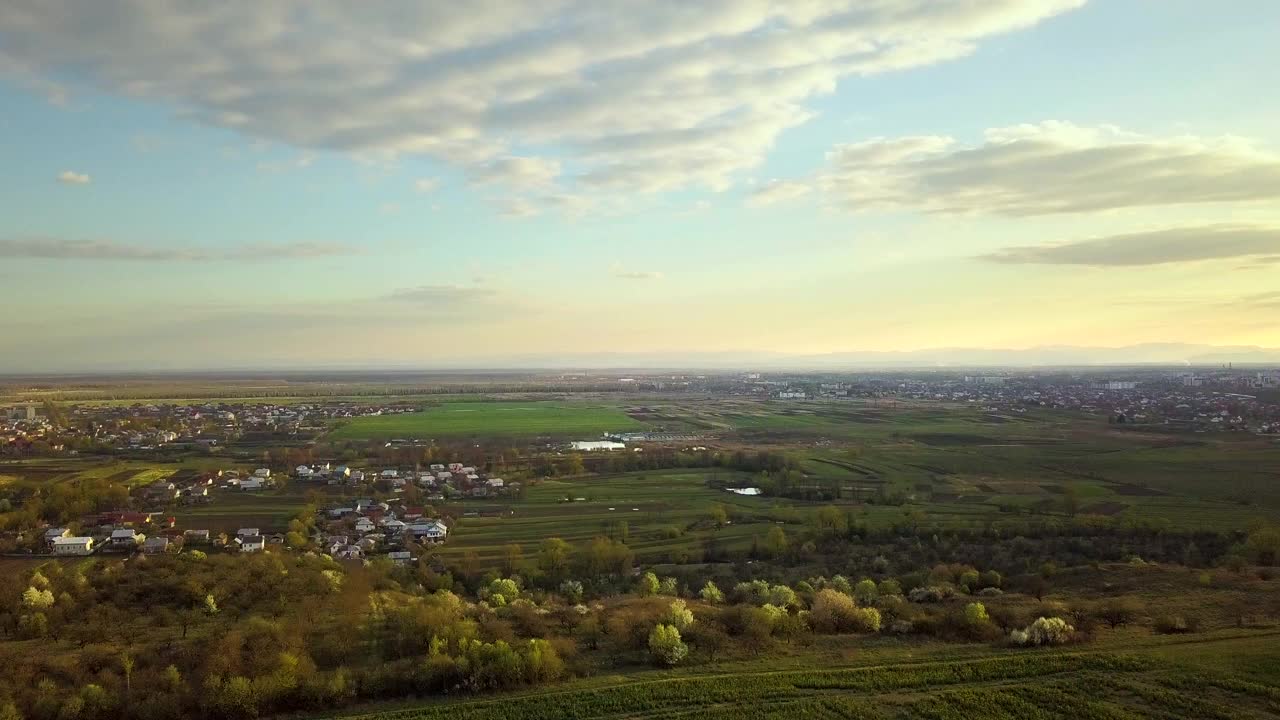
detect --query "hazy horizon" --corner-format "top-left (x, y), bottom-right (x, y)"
top-left (3, 1), bottom-right (1279, 369)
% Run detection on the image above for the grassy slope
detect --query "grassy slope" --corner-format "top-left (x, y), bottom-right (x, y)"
top-left (326, 629), bottom-right (1280, 720)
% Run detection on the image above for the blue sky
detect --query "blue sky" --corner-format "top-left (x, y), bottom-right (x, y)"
top-left (2, 1), bottom-right (1279, 370)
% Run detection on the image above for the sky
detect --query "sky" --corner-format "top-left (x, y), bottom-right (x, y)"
top-left (1, 1), bottom-right (1279, 371)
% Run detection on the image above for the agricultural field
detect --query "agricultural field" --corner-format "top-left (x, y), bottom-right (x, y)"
top-left (329, 632), bottom-right (1280, 720)
top-left (434, 470), bottom-right (785, 563)
top-left (328, 402), bottom-right (645, 439)
top-left (0, 457), bottom-right (221, 490)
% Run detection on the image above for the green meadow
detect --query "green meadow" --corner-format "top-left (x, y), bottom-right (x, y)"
top-left (329, 402), bottom-right (644, 439)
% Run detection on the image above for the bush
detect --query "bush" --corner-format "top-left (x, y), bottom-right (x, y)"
top-left (1018, 617), bottom-right (1074, 646)
top-left (810, 590), bottom-right (880, 633)
top-left (1153, 614), bottom-right (1200, 635)
top-left (908, 585), bottom-right (954, 603)
top-left (648, 624), bottom-right (689, 665)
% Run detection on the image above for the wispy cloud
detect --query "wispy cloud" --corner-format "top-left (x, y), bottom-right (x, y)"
top-left (413, 178), bottom-right (439, 194)
top-left (57, 170), bottom-right (90, 185)
top-left (0, 1), bottom-right (1084, 197)
top-left (981, 224), bottom-right (1280, 267)
top-left (821, 122), bottom-right (1280, 215)
top-left (0, 237), bottom-right (361, 261)
top-left (747, 180), bottom-right (810, 208)
top-left (614, 270), bottom-right (663, 280)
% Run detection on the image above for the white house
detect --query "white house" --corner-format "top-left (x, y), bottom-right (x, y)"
top-left (52, 537), bottom-right (94, 556)
top-left (388, 550), bottom-right (412, 564)
top-left (296, 465), bottom-right (314, 478)
top-left (406, 520), bottom-right (448, 543)
top-left (236, 528), bottom-right (260, 540)
top-left (240, 535), bottom-right (265, 553)
top-left (253, 468), bottom-right (271, 478)
top-left (380, 469), bottom-right (399, 478)
top-left (240, 478), bottom-right (265, 491)
top-left (44, 528), bottom-right (71, 548)
top-left (354, 517), bottom-right (375, 534)
top-left (487, 478), bottom-right (505, 489)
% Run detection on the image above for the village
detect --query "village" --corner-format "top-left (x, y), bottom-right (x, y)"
top-left (22, 457), bottom-right (529, 565)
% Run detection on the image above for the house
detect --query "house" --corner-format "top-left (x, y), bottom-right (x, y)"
top-left (487, 478), bottom-right (504, 489)
top-left (350, 470), bottom-right (365, 483)
top-left (253, 468), bottom-right (271, 478)
top-left (406, 520), bottom-right (448, 543)
top-left (429, 463), bottom-right (445, 472)
top-left (52, 536), bottom-right (94, 556)
top-left (380, 519), bottom-right (406, 533)
top-left (240, 478), bottom-right (265, 491)
top-left (110, 528), bottom-right (144, 548)
top-left (296, 465), bottom-right (314, 478)
top-left (354, 517), bottom-right (375, 534)
top-left (142, 536), bottom-right (170, 555)
top-left (448, 463), bottom-right (464, 472)
top-left (332, 544), bottom-right (362, 561)
top-left (184, 529), bottom-right (211, 544)
top-left (44, 528), bottom-right (71, 548)
top-left (380, 469), bottom-right (399, 478)
top-left (388, 550), bottom-right (412, 565)
top-left (239, 535), bottom-right (265, 553)
top-left (236, 528), bottom-right (260, 541)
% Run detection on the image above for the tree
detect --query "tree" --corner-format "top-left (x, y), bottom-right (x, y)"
top-left (709, 504), bottom-right (728, 528)
top-left (658, 576), bottom-right (679, 596)
top-left (648, 624), bottom-right (688, 665)
top-left (637, 571), bottom-right (660, 597)
top-left (537, 537), bottom-right (572, 579)
top-left (965, 602), bottom-right (990, 626)
top-left (958, 570), bottom-right (980, 594)
top-left (1022, 616), bottom-right (1074, 646)
top-left (663, 599), bottom-right (695, 631)
top-left (853, 579), bottom-right (878, 606)
top-left (559, 579), bottom-right (584, 603)
top-left (1097, 596), bottom-right (1142, 629)
top-left (699, 581), bottom-right (724, 604)
top-left (762, 526), bottom-right (788, 558)
top-left (1246, 525), bottom-right (1280, 566)
top-left (502, 543), bottom-right (524, 575)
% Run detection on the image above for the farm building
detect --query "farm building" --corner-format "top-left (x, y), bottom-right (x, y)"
top-left (571, 440), bottom-right (625, 451)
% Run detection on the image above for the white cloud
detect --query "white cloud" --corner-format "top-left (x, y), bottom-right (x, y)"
top-left (0, 1), bottom-right (1084, 198)
top-left (820, 122), bottom-right (1280, 215)
top-left (413, 178), bottom-right (440, 193)
top-left (747, 180), bottom-right (810, 207)
top-left (57, 170), bottom-right (90, 184)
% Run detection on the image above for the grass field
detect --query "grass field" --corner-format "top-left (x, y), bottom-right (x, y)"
top-left (328, 629), bottom-right (1280, 720)
top-left (328, 402), bottom-right (645, 439)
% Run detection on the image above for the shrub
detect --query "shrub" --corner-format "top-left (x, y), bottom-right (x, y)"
top-left (637, 572), bottom-right (660, 597)
top-left (648, 624), bottom-right (689, 665)
top-left (964, 602), bottom-right (989, 626)
top-left (908, 585), bottom-right (954, 603)
top-left (877, 579), bottom-right (902, 597)
top-left (1022, 617), bottom-right (1074, 646)
top-left (1153, 614), bottom-right (1201, 635)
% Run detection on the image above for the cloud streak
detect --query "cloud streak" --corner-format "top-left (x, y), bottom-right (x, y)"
top-left (821, 122), bottom-right (1280, 215)
top-left (57, 170), bottom-right (90, 184)
top-left (0, 237), bottom-right (361, 261)
top-left (0, 0), bottom-right (1084, 202)
top-left (982, 224), bottom-right (1280, 266)
top-left (747, 180), bottom-right (810, 207)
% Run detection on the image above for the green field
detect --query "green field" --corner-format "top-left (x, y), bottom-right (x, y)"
top-left (328, 402), bottom-right (645, 439)
top-left (329, 631), bottom-right (1280, 720)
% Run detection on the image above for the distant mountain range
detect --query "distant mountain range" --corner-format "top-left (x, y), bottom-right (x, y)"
top-left (474, 343), bottom-right (1280, 370)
